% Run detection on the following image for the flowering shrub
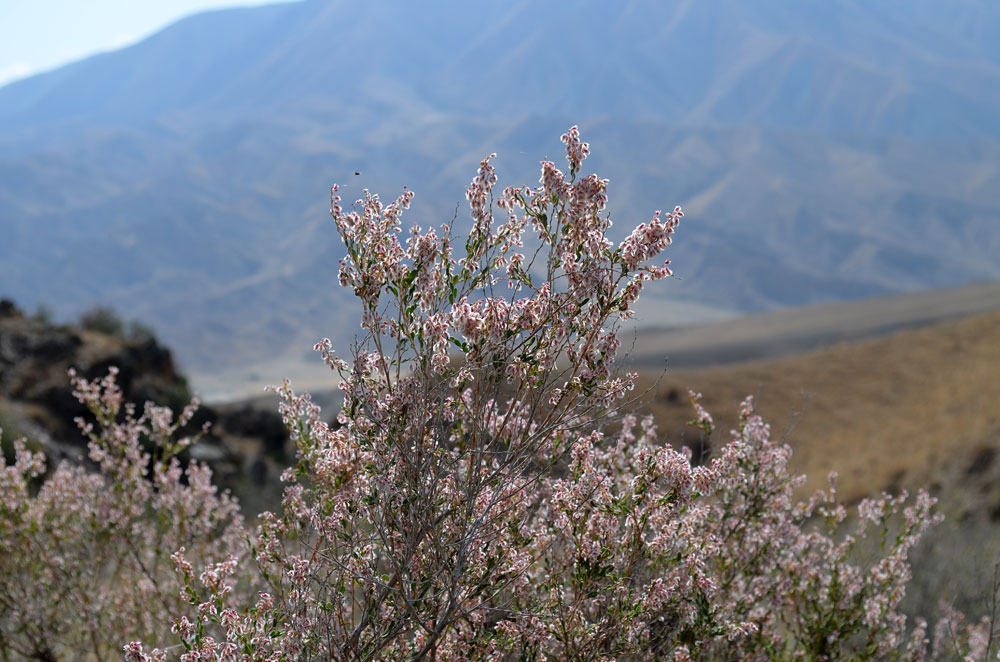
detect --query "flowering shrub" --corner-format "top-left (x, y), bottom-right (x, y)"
top-left (0, 368), bottom-right (250, 660)
top-left (0, 127), bottom-right (992, 660)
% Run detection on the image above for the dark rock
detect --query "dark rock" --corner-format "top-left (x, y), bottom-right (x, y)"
top-left (36, 385), bottom-right (89, 441)
top-left (0, 299), bottom-right (21, 319)
top-left (249, 456), bottom-right (269, 485)
top-left (219, 406), bottom-right (288, 458)
top-left (966, 447), bottom-right (996, 477)
top-left (676, 426), bottom-right (711, 467)
top-left (662, 387), bottom-right (681, 405)
top-left (0, 297), bottom-right (290, 514)
top-left (186, 405), bottom-right (219, 434)
top-left (33, 330), bottom-right (83, 363)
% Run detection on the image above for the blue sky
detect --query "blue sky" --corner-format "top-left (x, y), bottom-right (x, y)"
top-left (0, 0), bottom-right (298, 87)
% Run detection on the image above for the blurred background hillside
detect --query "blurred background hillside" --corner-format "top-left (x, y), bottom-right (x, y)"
top-left (2, 0), bottom-right (1000, 400)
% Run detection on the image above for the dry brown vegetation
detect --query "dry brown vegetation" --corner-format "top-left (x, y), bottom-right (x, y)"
top-left (629, 309), bottom-right (1000, 514)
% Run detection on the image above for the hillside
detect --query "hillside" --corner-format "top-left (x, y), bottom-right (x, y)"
top-left (625, 278), bottom-right (1000, 369)
top-left (2, 0), bottom-right (1000, 395)
top-left (630, 303), bottom-right (1000, 512)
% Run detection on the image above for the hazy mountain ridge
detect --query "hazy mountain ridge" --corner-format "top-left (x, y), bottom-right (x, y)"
top-left (4, 0), bottom-right (1000, 138)
top-left (2, 0), bottom-right (1000, 394)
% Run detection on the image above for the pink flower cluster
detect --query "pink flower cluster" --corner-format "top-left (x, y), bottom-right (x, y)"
top-left (561, 125), bottom-right (590, 174)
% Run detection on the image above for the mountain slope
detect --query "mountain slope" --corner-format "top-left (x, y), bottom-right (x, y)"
top-left (4, 0), bottom-right (1000, 140)
top-left (2, 0), bottom-right (1000, 393)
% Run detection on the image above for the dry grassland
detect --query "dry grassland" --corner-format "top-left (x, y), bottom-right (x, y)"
top-left (629, 309), bottom-right (1000, 512)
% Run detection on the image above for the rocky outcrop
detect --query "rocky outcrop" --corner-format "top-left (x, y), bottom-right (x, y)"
top-left (0, 299), bottom-right (289, 515)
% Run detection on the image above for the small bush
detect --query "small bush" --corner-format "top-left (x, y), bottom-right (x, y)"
top-left (78, 305), bottom-right (127, 336)
top-left (78, 305), bottom-right (159, 342)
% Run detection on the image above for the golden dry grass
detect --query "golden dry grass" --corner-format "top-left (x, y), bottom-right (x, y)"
top-left (629, 309), bottom-right (1000, 507)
